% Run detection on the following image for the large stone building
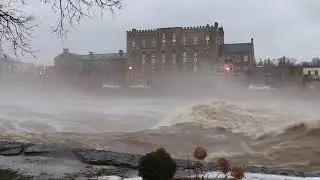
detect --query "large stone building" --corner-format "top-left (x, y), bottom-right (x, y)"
top-left (53, 22), bottom-right (255, 86)
top-left (126, 22), bottom-right (255, 78)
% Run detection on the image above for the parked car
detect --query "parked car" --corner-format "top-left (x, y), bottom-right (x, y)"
top-left (248, 83), bottom-right (273, 90)
top-left (102, 83), bottom-right (121, 89)
top-left (129, 84), bottom-right (151, 89)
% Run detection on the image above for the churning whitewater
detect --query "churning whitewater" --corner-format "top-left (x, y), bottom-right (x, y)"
top-left (0, 83), bottom-right (319, 172)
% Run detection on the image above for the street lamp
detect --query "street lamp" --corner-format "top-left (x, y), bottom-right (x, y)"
top-left (129, 66), bottom-right (132, 70)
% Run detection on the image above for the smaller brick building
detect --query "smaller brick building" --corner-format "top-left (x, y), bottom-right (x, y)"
top-left (218, 38), bottom-right (255, 73)
top-left (54, 49), bottom-right (126, 83)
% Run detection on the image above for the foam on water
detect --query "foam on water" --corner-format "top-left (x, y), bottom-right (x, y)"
top-left (1, 83), bottom-right (320, 172)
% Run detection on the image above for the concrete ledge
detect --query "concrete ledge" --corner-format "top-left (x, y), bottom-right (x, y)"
top-left (73, 148), bottom-right (143, 169)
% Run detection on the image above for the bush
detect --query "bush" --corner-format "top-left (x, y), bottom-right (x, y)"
top-left (138, 148), bottom-right (177, 180)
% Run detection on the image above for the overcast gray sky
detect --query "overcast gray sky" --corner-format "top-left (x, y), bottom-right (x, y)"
top-left (20, 0), bottom-right (320, 64)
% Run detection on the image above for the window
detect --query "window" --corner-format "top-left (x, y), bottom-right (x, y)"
top-left (132, 39), bottom-right (135, 48)
top-left (244, 56), bottom-right (249, 62)
top-left (183, 51), bottom-right (187, 63)
top-left (142, 39), bottom-right (146, 48)
top-left (161, 52), bottom-right (166, 64)
top-left (151, 53), bottom-right (156, 73)
top-left (308, 71), bottom-right (311, 76)
top-left (183, 36), bottom-right (186, 45)
top-left (172, 53), bottom-right (176, 64)
top-left (142, 53), bottom-right (146, 64)
top-left (205, 35), bottom-right (210, 45)
top-left (194, 36), bottom-right (199, 45)
top-left (316, 70), bottom-right (319, 76)
top-left (151, 53), bottom-right (156, 64)
top-left (141, 54), bottom-right (146, 72)
top-left (172, 52), bottom-right (176, 72)
top-left (162, 33), bottom-right (166, 43)
top-left (152, 38), bottom-right (156, 47)
top-left (215, 37), bottom-right (219, 45)
top-left (172, 33), bottom-right (176, 44)
top-left (193, 51), bottom-right (198, 63)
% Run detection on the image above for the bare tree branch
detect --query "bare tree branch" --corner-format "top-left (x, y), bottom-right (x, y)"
top-left (40, 0), bottom-right (123, 38)
top-left (0, 0), bottom-right (37, 57)
top-left (0, 0), bottom-right (123, 57)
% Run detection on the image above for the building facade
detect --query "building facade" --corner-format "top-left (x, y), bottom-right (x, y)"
top-left (0, 54), bottom-right (36, 80)
top-left (126, 22), bottom-right (255, 79)
top-left (218, 39), bottom-right (255, 73)
top-left (54, 49), bottom-right (126, 84)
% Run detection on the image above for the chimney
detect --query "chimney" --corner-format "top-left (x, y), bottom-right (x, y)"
top-left (119, 50), bottom-right (124, 56)
top-left (89, 52), bottom-right (94, 60)
top-left (214, 22), bottom-right (218, 28)
top-left (63, 48), bottom-right (69, 53)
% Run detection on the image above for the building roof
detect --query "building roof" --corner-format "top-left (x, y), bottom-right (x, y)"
top-left (56, 51), bottom-right (126, 61)
top-left (78, 53), bottom-right (126, 61)
top-left (220, 43), bottom-right (253, 54)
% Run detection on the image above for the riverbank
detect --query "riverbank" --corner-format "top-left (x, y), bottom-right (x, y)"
top-left (0, 141), bottom-right (319, 179)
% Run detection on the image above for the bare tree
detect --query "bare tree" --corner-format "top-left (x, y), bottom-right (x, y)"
top-left (0, 0), bottom-right (123, 57)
